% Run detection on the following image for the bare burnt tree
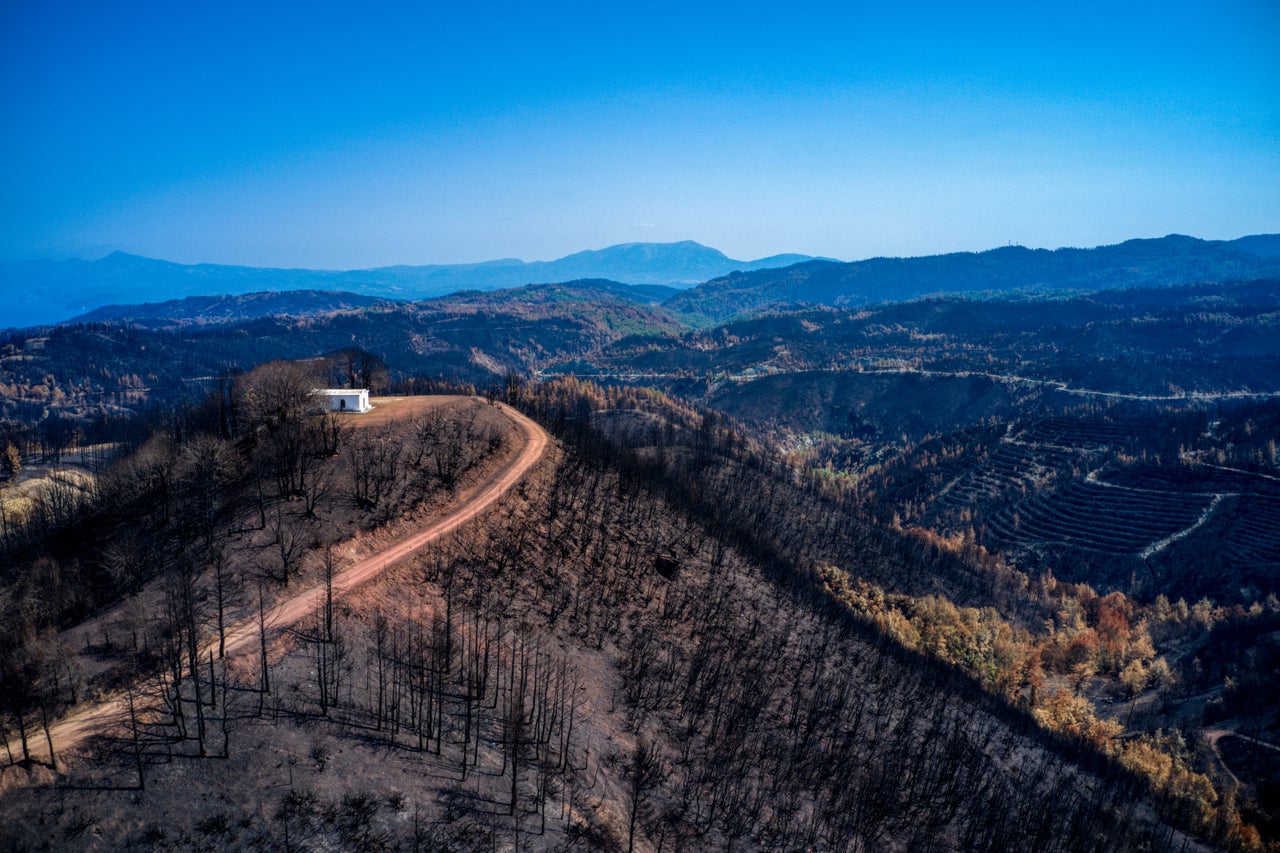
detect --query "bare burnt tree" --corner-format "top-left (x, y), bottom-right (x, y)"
top-left (124, 670), bottom-right (146, 789)
top-left (256, 583), bottom-right (272, 716)
top-left (295, 444), bottom-right (332, 517)
top-left (175, 433), bottom-right (234, 557)
top-left (623, 738), bottom-right (667, 853)
top-left (267, 507), bottom-right (311, 585)
top-left (327, 347), bottom-right (389, 394)
top-left (0, 651), bottom-right (38, 767)
top-left (298, 547), bottom-right (345, 717)
top-left (310, 410), bottom-right (350, 458)
top-left (235, 359), bottom-right (320, 435)
top-left (210, 547), bottom-right (230, 659)
top-left (172, 557), bottom-right (208, 756)
top-left (347, 424), bottom-right (403, 509)
top-left (260, 420), bottom-right (307, 499)
top-left (413, 406), bottom-right (480, 490)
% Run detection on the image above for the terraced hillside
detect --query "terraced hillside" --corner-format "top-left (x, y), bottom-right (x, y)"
top-left (927, 415), bottom-right (1161, 542)
top-left (937, 440), bottom-right (1084, 518)
top-left (1222, 495), bottom-right (1280, 569)
top-left (1097, 463), bottom-right (1280, 497)
top-left (913, 414), bottom-right (1280, 601)
top-left (1017, 417), bottom-right (1161, 451)
top-left (984, 479), bottom-right (1216, 555)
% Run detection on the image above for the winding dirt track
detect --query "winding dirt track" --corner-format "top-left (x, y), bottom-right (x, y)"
top-left (5, 401), bottom-right (548, 772)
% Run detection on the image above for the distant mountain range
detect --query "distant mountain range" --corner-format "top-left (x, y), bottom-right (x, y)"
top-left (1, 241), bottom-right (826, 328)
top-left (5, 233), bottom-right (1280, 331)
top-left (665, 234), bottom-right (1280, 320)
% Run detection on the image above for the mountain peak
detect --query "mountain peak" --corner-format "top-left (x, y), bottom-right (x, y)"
top-left (554, 240), bottom-right (729, 262)
top-left (99, 250), bottom-right (148, 262)
top-left (97, 250), bottom-right (183, 269)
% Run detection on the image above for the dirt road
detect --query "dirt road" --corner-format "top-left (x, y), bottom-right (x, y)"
top-left (3, 400), bottom-right (548, 773)
top-left (1204, 726), bottom-right (1280, 789)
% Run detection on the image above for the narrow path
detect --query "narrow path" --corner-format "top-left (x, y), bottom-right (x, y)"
top-left (1223, 730), bottom-right (1280, 754)
top-left (537, 364), bottom-right (1280, 404)
top-left (1203, 727), bottom-right (1280, 791)
top-left (3, 402), bottom-right (548, 772)
top-left (1203, 729), bottom-right (1242, 788)
top-left (1139, 494), bottom-right (1224, 559)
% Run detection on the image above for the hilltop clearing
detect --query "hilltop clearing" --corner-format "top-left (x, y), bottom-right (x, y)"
top-left (1, 396), bottom-right (545, 772)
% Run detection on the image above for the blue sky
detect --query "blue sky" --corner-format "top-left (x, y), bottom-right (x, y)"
top-left (2, 1), bottom-right (1278, 268)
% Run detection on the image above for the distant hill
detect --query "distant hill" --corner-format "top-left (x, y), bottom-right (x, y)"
top-left (64, 279), bottom-right (678, 329)
top-left (568, 277), bottom-right (1280, 401)
top-left (0, 278), bottom-right (689, 424)
top-left (1231, 233), bottom-right (1280, 256)
top-left (71, 290), bottom-right (401, 327)
top-left (664, 234), bottom-right (1280, 321)
top-left (1, 241), bottom-right (824, 328)
top-left (426, 278), bottom-right (683, 309)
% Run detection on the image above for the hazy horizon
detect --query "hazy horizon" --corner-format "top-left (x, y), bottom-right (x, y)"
top-left (3, 1), bottom-right (1278, 269)
top-left (19, 230), bottom-right (1280, 273)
